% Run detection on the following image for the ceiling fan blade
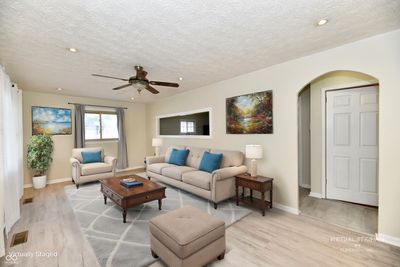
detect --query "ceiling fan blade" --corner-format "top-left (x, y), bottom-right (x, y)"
top-left (92, 74), bottom-right (129, 81)
top-left (112, 84), bottom-right (132, 90)
top-left (149, 81), bottom-right (179, 87)
top-left (146, 85), bottom-right (159, 94)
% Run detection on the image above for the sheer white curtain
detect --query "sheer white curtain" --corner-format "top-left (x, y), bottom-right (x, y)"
top-left (0, 66), bottom-right (23, 257)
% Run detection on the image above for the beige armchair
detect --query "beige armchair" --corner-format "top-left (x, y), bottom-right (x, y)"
top-left (70, 147), bottom-right (117, 188)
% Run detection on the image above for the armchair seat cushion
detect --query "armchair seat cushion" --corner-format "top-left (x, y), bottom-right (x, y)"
top-left (161, 166), bottom-right (197, 181)
top-left (81, 162), bottom-right (113, 176)
top-left (147, 163), bottom-right (175, 175)
top-left (182, 170), bottom-right (212, 190)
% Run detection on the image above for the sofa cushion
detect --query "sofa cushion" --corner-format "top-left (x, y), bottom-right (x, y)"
top-left (210, 149), bottom-right (244, 168)
top-left (81, 151), bottom-right (102, 164)
top-left (186, 147), bottom-right (210, 169)
top-left (147, 163), bottom-right (174, 175)
top-left (165, 146), bottom-right (186, 163)
top-left (81, 162), bottom-right (112, 176)
top-left (149, 206), bottom-right (225, 258)
top-left (182, 170), bottom-right (212, 190)
top-left (162, 166), bottom-right (197, 181)
top-left (168, 149), bottom-right (190, 166)
top-left (199, 152), bottom-right (223, 173)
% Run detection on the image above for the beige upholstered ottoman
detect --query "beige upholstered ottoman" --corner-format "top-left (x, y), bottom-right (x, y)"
top-left (149, 206), bottom-right (226, 267)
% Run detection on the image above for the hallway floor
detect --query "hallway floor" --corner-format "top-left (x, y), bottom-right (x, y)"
top-left (299, 187), bottom-right (378, 235)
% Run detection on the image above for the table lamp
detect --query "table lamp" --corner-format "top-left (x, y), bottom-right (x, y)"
top-left (245, 145), bottom-right (263, 177)
top-left (152, 138), bottom-right (163, 156)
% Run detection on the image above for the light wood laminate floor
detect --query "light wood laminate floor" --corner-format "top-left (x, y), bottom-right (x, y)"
top-left (299, 187), bottom-right (378, 235)
top-left (2, 179), bottom-right (399, 267)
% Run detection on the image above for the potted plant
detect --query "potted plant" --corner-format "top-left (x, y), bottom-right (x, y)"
top-left (27, 135), bottom-right (54, 189)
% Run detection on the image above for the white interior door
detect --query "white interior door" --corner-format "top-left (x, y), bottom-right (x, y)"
top-left (326, 86), bottom-right (378, 206)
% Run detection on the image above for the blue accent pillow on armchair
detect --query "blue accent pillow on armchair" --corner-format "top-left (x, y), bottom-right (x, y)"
top-left (168, 149), bottom-right (190, 166)
top-left (81, 151), bottom-right (102, 164)
top-left (199, 151), bottom-right (223, 173)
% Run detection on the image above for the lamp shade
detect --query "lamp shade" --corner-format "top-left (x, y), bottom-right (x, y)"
top-left (245, 145), bottom-right (263, 159)
top-left (152, 138), bottom-right (163, 147)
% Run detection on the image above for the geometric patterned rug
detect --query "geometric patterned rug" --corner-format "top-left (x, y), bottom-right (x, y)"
top-left (64, 173), bottom-right (251, 267)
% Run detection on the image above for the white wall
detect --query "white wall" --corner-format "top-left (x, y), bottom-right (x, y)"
top-left (146, 29), bottom-right (400, 240)
top-left (22, 91), bottom-right (147, 186)
top-left (298, 86), bottom-right (310, 188)
top-left (309, 71), bottom-right (377, 195)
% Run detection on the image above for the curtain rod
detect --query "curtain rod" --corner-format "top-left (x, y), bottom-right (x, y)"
top-left (68, 102), bottom-right (128, 110)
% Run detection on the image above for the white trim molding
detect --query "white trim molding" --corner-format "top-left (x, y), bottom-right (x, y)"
top-left (309, 192), bottom-right (322, 198)
top-left (273, 203), bottom-right (300, 215)
top-left (24, 177), bottom-right (72, 188)
top-left (376, 233), bottom-right (400, 247)
top-left (116, 165), bottom-right (146, 172)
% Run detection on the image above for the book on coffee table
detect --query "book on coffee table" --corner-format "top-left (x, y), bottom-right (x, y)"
top-left (120, 180), bottom-right (143, 188)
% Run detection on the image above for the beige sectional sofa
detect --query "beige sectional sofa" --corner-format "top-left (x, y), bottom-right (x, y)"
top-left (146, 146), bottom-right (247, 208)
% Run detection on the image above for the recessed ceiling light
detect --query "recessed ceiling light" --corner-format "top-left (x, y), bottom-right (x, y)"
top-left (179, 77), bottom-right (183, 81)
top-left (316, 19), bottom-right (328, 26)
top-left (68, 47), bottom-right (78, 53)
top-left (131, 97), bottom-right (135, 101)
top-left (57, 87), bottom-right (62, 91)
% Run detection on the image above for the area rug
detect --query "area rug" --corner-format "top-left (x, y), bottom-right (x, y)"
top-left (64, 174), bottom-right (251, 267)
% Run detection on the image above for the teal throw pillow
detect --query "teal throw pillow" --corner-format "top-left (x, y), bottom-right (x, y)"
top-left (168, 149), bottom-right (190, 166)
top-left (199, 151), bottom-right (223, 173)
top-left (81, 151), bottom-right (102, 164)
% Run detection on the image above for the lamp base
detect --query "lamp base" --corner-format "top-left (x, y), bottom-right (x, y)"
top-left (155, 147), bottom-right (160, 157)
top-left (250, 159), bottom-right (257, 177)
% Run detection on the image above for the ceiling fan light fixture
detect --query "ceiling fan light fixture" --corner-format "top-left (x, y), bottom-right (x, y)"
top-left (133, 81), bottom-right (147, 93)
top-left (316, 18), bottom-right (328, 26)
top-left (179, 77), bottom-right (183, 81)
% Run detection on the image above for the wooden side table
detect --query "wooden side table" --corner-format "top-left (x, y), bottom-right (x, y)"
top-left (235, 174), bottom-right (273, 216)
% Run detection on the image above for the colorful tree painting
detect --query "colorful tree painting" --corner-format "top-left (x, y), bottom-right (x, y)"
top-left (226, 90), bottom-right (273, 134)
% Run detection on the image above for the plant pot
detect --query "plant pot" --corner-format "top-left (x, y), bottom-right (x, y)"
top-left (32, 175), bottom-right (47, 189)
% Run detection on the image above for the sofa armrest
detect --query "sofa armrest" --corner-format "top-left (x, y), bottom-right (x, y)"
top-left (70, 158), bottom-right (81, 167)
top-left (212, 165), bottom-right (248, 181)
top-left (104, 156), bottom-right (117, 174)
top-left (70, 158), bottom-right (81, 182)
top-left (146, 155), bottom-right (165, 166)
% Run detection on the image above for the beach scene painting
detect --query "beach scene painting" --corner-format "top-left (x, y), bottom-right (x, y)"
top-left (226, 90), bottom-right (273, 134)
top-left (32, 106), bottom-right (72, 135)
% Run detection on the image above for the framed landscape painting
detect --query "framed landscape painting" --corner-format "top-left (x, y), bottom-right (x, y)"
top-left (32, 106), bottom-right (72, 135)
top-left (226, 90), bottom-right (273, 134)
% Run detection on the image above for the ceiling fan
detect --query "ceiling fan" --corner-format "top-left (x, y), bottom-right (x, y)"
top-left (91, 66), bottom-right (179, 94)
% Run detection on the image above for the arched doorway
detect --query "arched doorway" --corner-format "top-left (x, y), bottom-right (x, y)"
top-left (297, 70), bottom-right (379, 234)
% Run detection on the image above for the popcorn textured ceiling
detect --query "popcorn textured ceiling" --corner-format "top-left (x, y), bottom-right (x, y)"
top-left (0, 0), bottom-right (399, 102)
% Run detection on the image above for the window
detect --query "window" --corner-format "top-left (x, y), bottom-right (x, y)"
top-left (85, 112), bottom-right (118, 140)
top-left (180, 120), bottom-right (196, 134)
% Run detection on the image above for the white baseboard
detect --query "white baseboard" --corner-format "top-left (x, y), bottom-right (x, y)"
top-left (274, 203), bottom-right (300, 215)
top-left (24, 177), bottom-right (72, 188)
top-left (299, 183), bottom-right (311, 189)
top-left (23, 166), bottom-right (146, 188)
top-left (376, 233), bottom-right (400, 247)
top-left (116, 165), bottom-right (145, 172)
top-left (309, 191), bottom-right (322, 198)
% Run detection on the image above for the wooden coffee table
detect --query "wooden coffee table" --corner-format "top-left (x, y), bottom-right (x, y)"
top-left (100, 175), bottom-right (166, 223)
